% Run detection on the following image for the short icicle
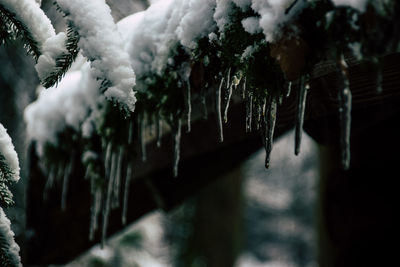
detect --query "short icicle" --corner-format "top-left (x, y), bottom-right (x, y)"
top-left (89, 188), bottom-right (102, 241)
top-left (223, 68), bottom-right (233, 123)
top-left (156, 112), bottom-right (162, 148)
top-left (264, 96), bottom-right (277, 169)
top-left (61, 159), bottom-right (73, 210)
top-left (122, 163), bottom-right (133, 225)
top-left (112, 146), bottom-right (124, 209)
top-left (216, 77), bottom-right (225, 142)
top-left (200, 86), bottom-right (208, 120)
top-left (173, 118), bottom-right (182, 177)
top-left (246, 93), bottom-right (253, 132)
top-left (286, 81), bottom-right (292, 98)
top-left (101, 150), bottom-right (118, 248)
top-left (295, 77), bottom-right (308, 156)
top-left (338, 54), bottom-right (352, 170)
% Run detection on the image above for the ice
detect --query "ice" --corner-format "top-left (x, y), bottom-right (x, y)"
top-left (173, 119), bottom-right (182, 178)
top-left (122, 163), bottom-right (133, 225)
top-left (216, 78), bottom-right (225, 142)
top-left (61, 159), bottom-right (73, 210)
top-left (246, 93), bottom-right (253, 132)
top-left (223, 68), bottom-right (233, 123)
top-left (138, 113), bottom-right (147, 162)
top-left (112, 146), bottom-right (124, 209)
top-left (295, 77), bottom-right (308, 156)
top-left (338, 55), bottom-right (352, 170)
top-left (264, 96), bottom-right (277, 168)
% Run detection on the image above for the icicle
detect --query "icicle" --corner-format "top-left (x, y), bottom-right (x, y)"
top-left (223, 73), bottom-right (234, 123)
top-left (112, 146), bottom-right (124, 209)
top-left (101, 150), bottom-right (117, 248)
top-left (128, 120), bottom-right (134, 145)
top-left (264, 96), bottom-right (277, 169)
top-left (43, 164), bottom-right (56, 200)
top-left (338, 54), bottom-right (352, 170)
top-left (104, 142), bottom-right (112, 178)
top-left (295, 77), bottom-right (308, 156)
top-left (286, 81), bottom-right (292, 98)
top-left (246, 93), bottom-right (253, 132)
top-left (200, 86), bottom-right (208, 120)
top-left (155, 113), bottom-right (162, 147)
top-left (173, 118), bottom-right (182, 178)
top-left (242, 77), bottom-right (247, 99)
top-left (186, 81), bottom-right (192, 133)
top-left (61, 159), bottom-right (73, 210)
top-left (89, 188), bottom-right (102, 241)
top-left (372, 57), bottom-right (383, 94)
top-left (138, 113), bottom-right (147, 161)
top-left (216, 78), bottom-right (224, 142)
top-left (122, 163), bottom-right (133, 225)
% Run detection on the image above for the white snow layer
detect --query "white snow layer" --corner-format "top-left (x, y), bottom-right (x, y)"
top-left (0, 208), bottom-right (21, 266)
top-left (35, 32), bottom-right (68, 81)
top-left (57, 0), bottom-right (136, 112)
top-left (0, 0), bottom-right (55, 46)
top-left (0, 123), bottom-right (20, 182)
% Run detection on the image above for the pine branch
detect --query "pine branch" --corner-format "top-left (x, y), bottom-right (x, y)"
top-left (0, 155), bottom-right (14, 208)
top-left (0, 3), bottom-right (41, 60)
top-left (41, 23), bottom-right (80, 88)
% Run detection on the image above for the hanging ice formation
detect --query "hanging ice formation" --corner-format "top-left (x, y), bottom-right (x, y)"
top-left (246, 93), bottom-right (253, 132)
top-left (61, 159), bottom-right (73, 210)
top-left (173, 118), bottom-right (182, 178)
top-left (155, 113), bottom-right (162, 148)
top-left (112, 146), bottom-right (124, 209)
top-left (295, 77), bottom-right (309, 156)
top-left (122, 163), bottom-right (133, 225)
top-left (286, 81), bottom-right (292, 98)
top-left (216, 77), bottom-right (225, 142)
top-left (184, 80), bottom-right (192, 133)
top-left (223, 68), bottom-right (233, 123)
top-left (264, 96), bottom-right (277, 169)
top-left (337, 54), bottom-right (352, 170)
top-left (138, 113), bottom-right (147, 162)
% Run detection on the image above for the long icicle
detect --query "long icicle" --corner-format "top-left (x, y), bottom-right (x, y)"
top-left (264, 96), bottom-right (277, 169)
top-left (173, 118), bottom-right (182, 177)
top-left (101, 150), bottom-right (117, 248)
top-left (128, 119), bottom-right (134, 145)
top-left (295, 77), bottom-right (308, 156)
top-left (338, 54), bottom-right (352, 170)
top-left (112, 146), bottom-right (124, 209)
top-left (61, 159), bottom-right (73, 210)
top-left (186, 81), bottom-right (192, 133)
top-left (122, 163), bottom-right (133, 225)
top-left (216, 77), bottom-right (225, 142)
top-left (242, 77), bottom-right (247, 99)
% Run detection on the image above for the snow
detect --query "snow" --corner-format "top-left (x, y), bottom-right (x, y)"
top-left (242, 17), bottom-right (261, 34)
top-left (56, 0), bottom-right (136, 112)
top-left (0, 123), bottom-right (20, 182)
top-left (24, 65), bottom-right (100, 155)
top-left (35, 32), bottom-right (68, 81)
top-left (0, 207), bottom-right (21, 267)
top-left (0, 0), bottom-right (55, 47)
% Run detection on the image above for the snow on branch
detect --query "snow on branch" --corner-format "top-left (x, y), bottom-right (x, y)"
top-left (56, 0), bottom-right (137, 113)
top-left (0, 207), bottom-right (21, 267)
top-left (0, 124), bottom-right (19, 184)
top-left (0, 0), bottom-right (55, 59)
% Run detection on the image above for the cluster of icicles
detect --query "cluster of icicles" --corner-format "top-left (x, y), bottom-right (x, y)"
top-left (43, 53), bottom-right (358, 248)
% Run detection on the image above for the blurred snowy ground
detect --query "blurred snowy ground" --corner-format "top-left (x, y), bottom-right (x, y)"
top-left (65, 130), bottom-right (318, 267)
